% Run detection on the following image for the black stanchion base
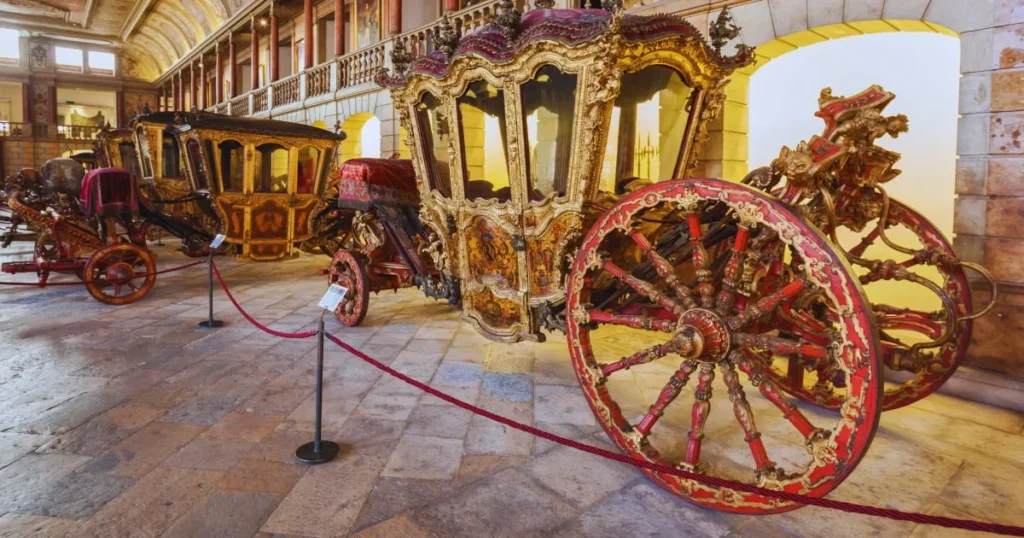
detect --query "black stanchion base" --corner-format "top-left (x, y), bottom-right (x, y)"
top-left (295, 441), bottom-right (341, 464)
top-left (198, 320), bottom-right (225, 329)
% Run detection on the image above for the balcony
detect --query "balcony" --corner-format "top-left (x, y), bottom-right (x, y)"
top-left (206, 0), bottom-right (503, 119)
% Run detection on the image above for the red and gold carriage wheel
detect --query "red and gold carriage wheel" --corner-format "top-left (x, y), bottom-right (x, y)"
top-left (766, 196), bottom-right (973, 411)
top-left (83, 243), bottom-right (156, 305)
top-left (329, 249), bottom-right (370, 327)
top-left (565, 178), bottom-right (882, 514)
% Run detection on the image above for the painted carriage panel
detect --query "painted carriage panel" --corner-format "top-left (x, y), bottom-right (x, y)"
top-left (463, 215), bottom-right (519, 289)
top-left (250, 198), bottom-right (291, 241)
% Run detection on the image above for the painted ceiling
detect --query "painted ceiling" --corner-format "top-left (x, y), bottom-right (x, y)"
top-left (0, 0), bottom-right (256, 81)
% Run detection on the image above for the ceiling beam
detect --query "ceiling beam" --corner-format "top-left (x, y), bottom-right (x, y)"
top-left (82, 0), bottom-right (97, 29)
top-left (120, 0), bottom-right (158, 41)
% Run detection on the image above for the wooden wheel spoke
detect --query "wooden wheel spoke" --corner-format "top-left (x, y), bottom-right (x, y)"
top-left (875, 307), bottom-right (945, 339)
top-left (735, 352), bottom-right (821, 441)
top-left (733, 333), bottom-right (829, 360)
top-left (635, 360), bottom-right (697, 436)
top-left (684, 362), bottom-right (716, 468)
top-left (627, 229), bottom-right (697, 310)
top-left (687, 214), bottom-right (715, 308)
top-left (714, 226), bottom-right (751, 315)
top-left (601, 340), bottom-right (682, 377)
top-left (127, 281), bottom-right (139, 293)
top-left (587, 310), bottom-right (676, 333)
top-left (113, 283), bottom-right (122, 296)
top-left (728, 279), bottom-right (806, 330)
top-left (601, 260), bottom-right (684, 315)
top-left (720, 360), bottom-right (775, 473)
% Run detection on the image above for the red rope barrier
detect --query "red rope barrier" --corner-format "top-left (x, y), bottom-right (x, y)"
top-left (210, 261), bottom-right (316, 339)
top-left (326, 334), bottom-right (1024, 536)
top-left (205, 264), bottom-right (1024, 535)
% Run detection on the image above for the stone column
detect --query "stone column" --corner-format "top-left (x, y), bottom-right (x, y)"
top-left (335, 0), bottom-right (344, 56)
top-left (270, 3), bottom-right (280, 82)
top-left (303, 0), bottom-right (314, 69)
top-left (954, 9), bottom-right (1024, 384)
top-left (190, 62), bottom-right (198, 109)
top-left (229, 36), bottom-right (237, 98)
top-left (172, 74), bottom-right (180, 111)
top-left (251, 17), bottom-right (260, 89)
top-left (115, 90), bottom-right (124, 126)
top-left (199, 57), bottom-right (207, 109)
top-left (388, 0), bottom-right (402, 36)
top-left (215, 42), bottom-right (223, 104)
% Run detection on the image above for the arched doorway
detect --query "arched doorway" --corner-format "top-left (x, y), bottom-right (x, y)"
top-left (748, 31), bottom-right (960, 237)
top-left (338, 113), bottom-right (383, 162)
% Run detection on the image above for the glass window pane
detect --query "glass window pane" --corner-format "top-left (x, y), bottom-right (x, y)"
top-left (522, 65), bottom-right (577, 200)
top-left (256, 143), bottom-right (289, 193)
top-left (297, 146), bottom-right (319, 194)
top-left (0, 29), bottom-right (18, 61)
top-left (457, 80), bottom-right (510, 202)
top-left (162, 134), bottom-right (182, 178)
top-left (599, 66), bottom-right (694, 193)
top-left (88, 51), bottom-right (115, 73)
top-left (218, 140), bottom-right (245, 192)
top-left (186, 139), bottom-right (209, 191)
top-left (118, 142), bottom-right (141, 179)
top-left (55, 47), bottom-right (83, 68)
top-left (204, 140), bottom-right (219, 192)
top-left (415, 93), bottom-right (452, 198)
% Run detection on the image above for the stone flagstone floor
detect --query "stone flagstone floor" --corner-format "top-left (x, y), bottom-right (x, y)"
top-left (0, 243), bottom-right (1021, 537)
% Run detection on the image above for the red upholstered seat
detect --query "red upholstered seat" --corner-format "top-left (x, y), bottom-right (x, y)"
top-left (80, 168), bottom-right (139, 217)
top-left (337, 158), bottom-right (418, 210)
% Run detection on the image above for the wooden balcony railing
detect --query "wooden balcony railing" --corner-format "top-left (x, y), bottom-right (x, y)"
top-left (306, 63), bottom-right (332, 99)
top-left (229, 95), bottom-right (249, 117)
top-left (198, 0), bottom-right (505, 118)
top-left (252, 87), bottom-right (269, 113)
top-left (0, 122), bottom-right (29, 138)
top-left (338, 43), bottom-right (386, 89)
top-left (272, 73), bottom-right (302, 107)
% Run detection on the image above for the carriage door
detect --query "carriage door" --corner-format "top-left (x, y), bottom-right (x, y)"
top-left (455, 79), bottom-right (533, 341)
top-left (241, 143), bottom-right (321, 261)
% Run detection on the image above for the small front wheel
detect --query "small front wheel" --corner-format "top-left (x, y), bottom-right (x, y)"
top-left (83, 243), bottom-right (156, 305)
top-left (328, 249), bottom-right (370, 327)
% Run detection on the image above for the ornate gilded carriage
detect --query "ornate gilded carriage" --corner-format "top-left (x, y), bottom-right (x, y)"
top-left (357, 1), bottom-right (997, 515)
top-left (381, 5), bottom-right (751, 342)
top-left (131, 111), bottom-right (344, 261)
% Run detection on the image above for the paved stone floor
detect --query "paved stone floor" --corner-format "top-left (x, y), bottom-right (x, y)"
top-left (0, 243), bottom-right (1021, 538)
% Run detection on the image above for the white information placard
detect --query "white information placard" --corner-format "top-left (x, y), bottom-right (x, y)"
top-left (210, 234), bottom-right (226, 249)
top-left (318, 284), bottom-right (349, 311)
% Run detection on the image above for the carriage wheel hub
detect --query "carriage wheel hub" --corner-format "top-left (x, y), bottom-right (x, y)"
top-left (106, 262), bottom-right (135, 284)
top-left (676, 308), bottom-right (731, 363)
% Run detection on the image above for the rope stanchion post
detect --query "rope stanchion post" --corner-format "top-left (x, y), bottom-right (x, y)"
top-left (295, 311), bottom-right (341, 464)
top-left (198, 235), bottom-right (225, 330)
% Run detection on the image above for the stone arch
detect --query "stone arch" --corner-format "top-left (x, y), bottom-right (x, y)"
top-left (703, 3), bottom-right (971, 181)
top-left (339, 112), bottom-right (380, 162)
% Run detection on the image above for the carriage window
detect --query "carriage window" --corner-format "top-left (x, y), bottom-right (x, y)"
top-left (185, 138), bottom-right (210, 192)
top-left (204, 140), bottom-right (219, 193)
top-left (118, 142), bottom-right (141, 179)
top-left (600, 66), bottom-right (695, 193)
top-left (523, 66), bottom-right (577, 200)
top-left (219, 140), bottom-right (245, 192)
top-left (415, 93), bottom-right (452, 198)
top-left (457, 80), bottom-right (511, 202)
top-left (136, 130), bottom-right (154, 179)
top-left (256, 143), bottom-right (289, 193)
top-left (162, 134), bottom-right (183, 179)
top-left (297, 146), bottom-right (320, 194)
top-left (318, 147), bottom-right (334, 195)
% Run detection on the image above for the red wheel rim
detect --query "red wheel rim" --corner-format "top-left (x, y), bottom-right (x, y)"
top-left (329, 249), bottom-right (369, 327)
top-left (565, 178), bottom-right (882, 514)
top-left (83, 244), bottom-right (156, 305)
top-left (765, 196), bottom-right (972, 411)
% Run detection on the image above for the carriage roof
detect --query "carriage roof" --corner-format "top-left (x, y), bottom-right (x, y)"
top-left (381, 7), bottom-right (752, 87)
top-left (136, 111), bottom-right (346, 143)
